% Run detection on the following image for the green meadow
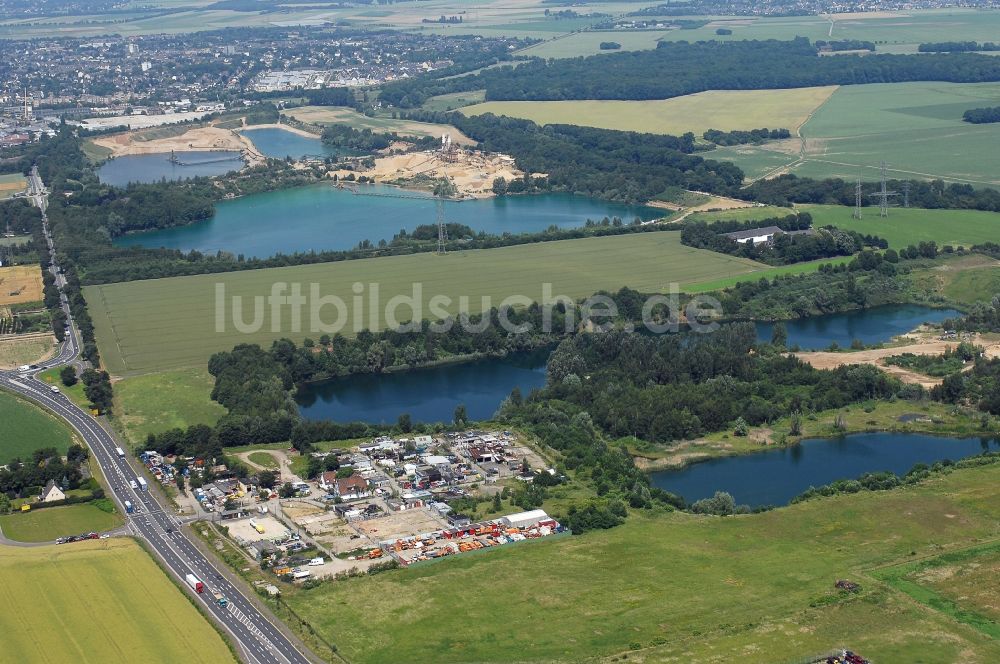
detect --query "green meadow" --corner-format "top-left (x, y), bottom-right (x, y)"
top-left (284, 463), bottom-right (1000, 663)
top-left (84, 232), bottom-right (768, 376)
top-left (0, 503), bottom-right (121, 542)
top-left (801, 204), bottom-right (1000, 248)
top-left (0, 389), bottom-right (78, 465)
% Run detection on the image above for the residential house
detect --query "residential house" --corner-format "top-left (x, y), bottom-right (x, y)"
top-left (39, 480), bottom-right (65, 503)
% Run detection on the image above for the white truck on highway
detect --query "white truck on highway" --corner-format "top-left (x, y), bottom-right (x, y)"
top-left (115, 446), bottom-right (125, 457)
top-left (185, 573), bottom-right (204, 593)
top-left (137, 477), bottom-right (148, 491)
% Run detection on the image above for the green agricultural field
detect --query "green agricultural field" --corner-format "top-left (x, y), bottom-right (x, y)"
top-left (686, 205), bottom-right (796, 223)
top-left (0, 503), bottom-right (121, 542)
top-left (655, 9), bottom-right (1000, 50)
top-left (462, 87), bottom-right (837, 136)
top-left (284, 463), bottom-right (1000, 663)
top-left (281, 106), bottom-right (475, 144)
top-left (420, 90), bottom-right (486, 112)
top-left (0, 234), bottom-right (30, 246)
top-left (513, 9), bottom-right (1000, 58)
top-left (0, 389), bottom-right (78, 465)
top-left (85, 232), bottom-right (768, 375)
top-left (801, 204), bottom-right (1000, 248)
top-left (113, 367), bottom-right (226, 446)
top-left (720, 82), bottom-right (1000, 186)
top-left (0, 538), bottom-right (237, 664)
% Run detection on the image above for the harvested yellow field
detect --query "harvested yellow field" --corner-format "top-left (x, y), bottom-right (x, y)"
top-left (283, 106), bottom-right (475, 145)
top-left (0, 538), bottom-right (237, 664)
top-left (0, 332), bottom-right (56, 369)
top-left (0, 173), bottom-right (27, 200)
top-left (462, 86), bottom-right (839, 136)
top-left (0, 265), bottom-right (44, 305)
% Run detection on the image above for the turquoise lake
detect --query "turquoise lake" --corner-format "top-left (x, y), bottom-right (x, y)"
top-left (97, 151), bottom-right (243, 186)
top-left (113, 183), bottom-right (661, 257)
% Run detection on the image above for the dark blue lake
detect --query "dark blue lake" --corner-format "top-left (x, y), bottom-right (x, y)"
top-left (295, 349), bottom-right (549, 424)
top-left (97, 151), bottom-right (243, 186)
top-left (296, 305), bottom-right (965, 426)
top-left (756, 304), bottom-right (961, 350)
top-left (650, 432), bottom-right (999, 507)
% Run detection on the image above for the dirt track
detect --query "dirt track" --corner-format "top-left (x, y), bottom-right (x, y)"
top-left (94, 126), bottom-right (264, 165)
top-left (793, 335), bottom-right (1000, 387)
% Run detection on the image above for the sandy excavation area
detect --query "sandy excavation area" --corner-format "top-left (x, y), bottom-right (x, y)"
top-left (93, 126), bottom-right (264, 165)
top-left (341, 149), bottom-right (524, 198)
top-left (793, 334), bottom-right (1000, 388)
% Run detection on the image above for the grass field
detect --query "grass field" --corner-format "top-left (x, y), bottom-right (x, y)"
top-left (0, 503), bottom-right (121, 542)
top-left (113, 367), bottom-right (226, 445)
top-left (36, 366), bottom-right (91, 410)
top-left (0, 389), bottom-right (78, 465)
top-left (941, 266), bottom-right (1000, 306)
top-left (85, 232), bottom-right (768, 375)
top-left (282, 106), bottom-right (475, 145)
top-left (0, 234), bottom-right (30, 246)
top-left (0, 264), bottom-right (43, 306)
top-left (247, 451), bottom-right (279, 469)
top-left (420, 90), bottom-right (486, 112)
top-left (801, 204), bottom-right (1000, 248)
top-left (0, 173), bottom-right (26, 200)
top-left (720, 82), bottom-right (1000, 186)
top-left (462, 87), bottom-right (837, 136)
top-left (0, 333), bottom-right (55, 370)
top-left (284, 463), bottom-right (1000, 663)
top-left (513, 9), bottom-right (1000, 58)
top-left (0, 538), bottom-right (237, 663)
top-left (874, 541), bottom-right (1000, 639)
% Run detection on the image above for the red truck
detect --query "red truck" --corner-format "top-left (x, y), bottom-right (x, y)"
top-left (185, 573), bottom-right (205, 593)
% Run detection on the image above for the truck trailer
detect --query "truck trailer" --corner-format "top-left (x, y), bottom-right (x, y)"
top-left (124, 500), bottom-right (133, 514)
top-left (185, 573), bottom-right (204, 593)
top-left (137, 477), bottom-right (148, 491)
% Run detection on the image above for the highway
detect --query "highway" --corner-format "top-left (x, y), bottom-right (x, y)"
top-left (1, 168), bottom-right (317, 664)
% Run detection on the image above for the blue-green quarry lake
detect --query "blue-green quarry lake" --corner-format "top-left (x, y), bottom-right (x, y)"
top-left (98, 151), bottom-right (243, 186)
top-left (114, 183), bottom-right (661, 258)
top-left (241, 127), bottom-right (342, 160)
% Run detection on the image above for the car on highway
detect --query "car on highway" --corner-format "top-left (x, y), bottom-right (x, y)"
top-left (50, 386), bottom-right (60, 393)
top-left (130, 480), bottom-right (138, 489)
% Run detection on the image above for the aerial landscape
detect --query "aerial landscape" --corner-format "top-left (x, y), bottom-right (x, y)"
top-left (2, 0), bottom-right (1000, 663)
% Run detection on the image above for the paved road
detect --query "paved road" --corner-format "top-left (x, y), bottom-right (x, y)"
top-left (0, 167), bottom-right (317, 664)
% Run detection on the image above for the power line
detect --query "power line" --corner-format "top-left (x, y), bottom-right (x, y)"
top-left (853, 169), bottom-right (863, 220)
top-left (436, 198), bottom-right (447, 255)
top-left (868, 160), bottom-right (897, 217)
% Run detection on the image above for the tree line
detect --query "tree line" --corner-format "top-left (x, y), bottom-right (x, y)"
top-left (746, 174), bottom-right (1000, 212)
top-left (703, 127), bottom-right (790, 146)
top-left (918, 41), bottom-right (1000, 53)
top-left (408, 110), bottom-right (743, 202)
top-left (963, 106), bottom-right (1000, 124)
top-left (680, 213), bottom-right (887, 265)
top-left (379, 38), bottom-right (1000, 107)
